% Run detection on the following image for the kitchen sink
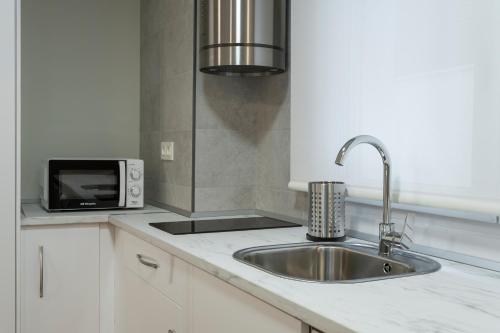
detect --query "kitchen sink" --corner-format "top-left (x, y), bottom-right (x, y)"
top-left (233, 242), bottom-right (440, 283)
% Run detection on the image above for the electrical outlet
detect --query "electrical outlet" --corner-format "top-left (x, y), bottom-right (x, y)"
top-left (161, 142), bottom-right (174, 161)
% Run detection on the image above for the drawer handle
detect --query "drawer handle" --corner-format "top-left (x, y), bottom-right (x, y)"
top-left (168, 330), bottom-right (175, 333)
top-left (136, 254), bottom-right (159, 269)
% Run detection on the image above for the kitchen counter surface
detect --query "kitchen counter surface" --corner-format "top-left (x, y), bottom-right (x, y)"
top-left (21, 203), bottom-right (167, 226)
top-left (110, 212), bottom-right (500, 333)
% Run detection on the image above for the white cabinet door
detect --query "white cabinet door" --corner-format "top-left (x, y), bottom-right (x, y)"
top-left (191, 267), bottom-right (303, 333)
top-left (20, 224), bottom-right (100, 333)
top-left (115, 266), bottom-right (184, 333)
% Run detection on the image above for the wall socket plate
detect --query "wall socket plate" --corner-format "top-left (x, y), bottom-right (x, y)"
top-left (161, 142), bottom-right (174, 161)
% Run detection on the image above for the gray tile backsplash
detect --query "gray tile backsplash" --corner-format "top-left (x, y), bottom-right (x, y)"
top-left (140, 0), bottom-right (194, 212)
top-left (195, 186), bottom-right (256, 212)
top-left (253, 74), bottom-right (307, 220)
top-left (195, 129), bottom-right (256, 188)
top-left (256, 186), bottom-right (308, 221)
top-left (159, 72), bottom-right (193, 132)
top-left (160, 1), bottom-right (194, 78)
top-left (256, 129), bottom-right (290, 189)
top-left (141, 0), bottom-right (306, 219)
top-left (194, 69), bottom-right (301, 217)
top-left (159, 131), bottom-right (192, 187)
top-left (196, 75), bottom-right (259, 131)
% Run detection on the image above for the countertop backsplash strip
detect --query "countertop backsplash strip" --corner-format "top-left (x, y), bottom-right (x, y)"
top-left (346, 201), bottom-right (500, 271)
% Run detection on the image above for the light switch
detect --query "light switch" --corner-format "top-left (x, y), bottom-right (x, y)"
top-left (161, 142), bottom-right (174, 161)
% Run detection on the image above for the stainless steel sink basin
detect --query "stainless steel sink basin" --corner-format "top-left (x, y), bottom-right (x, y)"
top-left (233, 242), bottom-right (440, 283)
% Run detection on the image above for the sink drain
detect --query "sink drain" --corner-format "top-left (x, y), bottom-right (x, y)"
top-left (383, 263), bottom-right (392, 274)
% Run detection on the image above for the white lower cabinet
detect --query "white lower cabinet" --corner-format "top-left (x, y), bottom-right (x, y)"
top-left (21, 226), bottom-right (308, 333)
top-left (115, 229), bottom-right (304, 333)
top-left (116, 266), bottom-right (184, 333)
top-left (115, 229), bottom-right (187, 333)
top-left (190, 267), bottom-right (304, 333)
top-left (20, 224), bottom-right (100, 333)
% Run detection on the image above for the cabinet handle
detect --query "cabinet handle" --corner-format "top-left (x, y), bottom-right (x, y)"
top-left (136, 254), bottom-right (159, 269)
top-left (168, 330), bottom-right (175, 333)
top-left (39, 246), bottom-right (44, 298)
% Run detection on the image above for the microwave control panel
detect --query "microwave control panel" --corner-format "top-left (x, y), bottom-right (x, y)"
top-left (126, 159), bottom-right (144, 208)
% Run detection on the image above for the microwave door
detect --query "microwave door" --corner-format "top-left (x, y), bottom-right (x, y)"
top-left (49, 160), bottom-right (121, 210)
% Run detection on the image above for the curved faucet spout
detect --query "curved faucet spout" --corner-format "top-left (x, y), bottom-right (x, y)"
top-left (335, 135), bottom-right (391, 167)
top-left (335, 135), bottom-right (393, 254)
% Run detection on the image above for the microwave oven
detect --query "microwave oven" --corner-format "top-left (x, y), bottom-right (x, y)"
top-left (40, 158), bottom-right (144, 211)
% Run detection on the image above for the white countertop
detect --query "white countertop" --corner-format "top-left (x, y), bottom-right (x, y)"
top-left (21, 203), bottom-right (167, 226)
top-left (109, 212), bottom-right (500, 333)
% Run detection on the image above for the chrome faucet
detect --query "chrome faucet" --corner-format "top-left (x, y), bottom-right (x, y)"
top-left (335, 135), bottom-right (409, 256)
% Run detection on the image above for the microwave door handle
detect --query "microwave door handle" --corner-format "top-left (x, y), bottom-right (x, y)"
top-left (118, 161), bottom-right (126, 207)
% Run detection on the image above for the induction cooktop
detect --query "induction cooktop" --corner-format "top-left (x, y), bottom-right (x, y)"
top-left (149, 217), bottom-right (301, 235)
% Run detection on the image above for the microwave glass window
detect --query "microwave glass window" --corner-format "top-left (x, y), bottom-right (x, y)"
top-left (57, 170), bottom-right (118, 201)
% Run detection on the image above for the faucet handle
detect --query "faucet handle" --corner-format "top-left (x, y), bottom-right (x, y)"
top-left (399, 214), bottom-right (414, 249)
top-left (379, 214), bottom-right (414, 253)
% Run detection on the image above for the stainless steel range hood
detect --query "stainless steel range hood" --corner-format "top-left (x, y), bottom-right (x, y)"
top-left (199, 0), bottom-right (287, 77)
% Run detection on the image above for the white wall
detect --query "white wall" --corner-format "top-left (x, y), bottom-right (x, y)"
top-left (0, 0), bottom-right (18, 330)
top-left (21, 0), bottom-right (140, 200)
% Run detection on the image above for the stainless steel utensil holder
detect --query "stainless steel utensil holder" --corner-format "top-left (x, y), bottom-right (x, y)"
top-left (307, 181), bottom-right (346, 241)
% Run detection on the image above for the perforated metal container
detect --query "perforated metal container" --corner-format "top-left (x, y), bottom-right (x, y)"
top-left (307, 181), bottom-right (346, 241)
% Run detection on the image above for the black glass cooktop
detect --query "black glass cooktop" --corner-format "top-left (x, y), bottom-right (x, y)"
top-left (149, 217), bottom-right (301, 235)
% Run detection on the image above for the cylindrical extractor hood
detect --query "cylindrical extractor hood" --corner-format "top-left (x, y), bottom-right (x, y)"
top-left (199, 0), bottom-right (287, 76)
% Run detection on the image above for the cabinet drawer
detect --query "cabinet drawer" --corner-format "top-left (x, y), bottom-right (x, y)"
top-left (116, 229), bottom-right (189, 307)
